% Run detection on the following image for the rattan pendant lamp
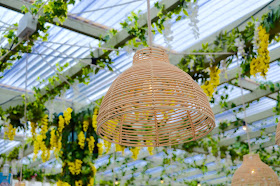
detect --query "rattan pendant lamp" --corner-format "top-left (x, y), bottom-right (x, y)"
top-left (231, 154), bottom-right (279, 185)
top-left (96, 0), bottom-right (215, 147)
top-left (232, 60), bottom-right (279, 185)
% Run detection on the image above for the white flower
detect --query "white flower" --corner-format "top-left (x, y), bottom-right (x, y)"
top-left (234, 37), bottom-right (246, 56)
top-left (189, 59), bottom-right (195, 70)
top-left (185, 0), bottom-right (200, 39)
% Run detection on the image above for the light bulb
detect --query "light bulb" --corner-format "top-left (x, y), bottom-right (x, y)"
top-left (197, 182), bottom-right (201, 186)
top-left (251, 169), bottom-right (255, 174)
top-left (115, 181), bottom-right (119, 185)
top-left (242, 126), bottom-right (247, 131)
top-left (160, 180), bottom-right (164, 184)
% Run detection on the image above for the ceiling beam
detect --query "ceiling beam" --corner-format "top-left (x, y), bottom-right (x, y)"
top-left (0, 0), bottom-right (108, 39)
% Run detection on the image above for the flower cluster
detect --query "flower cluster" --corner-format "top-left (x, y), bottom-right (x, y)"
top-left (33, 134), bottom-right (50, 162)
top-left (63, 107), bottom-right (72, 125)
top-left (201, 66), bottom-right (221, 97)
top-left (78, 131), bottom-right (85, 149)
top-left (50, 128), bottom-right (61, 159)
top-left (185, 0), bottom-right (199, 39)
top-left (250, 25), bottom-right (270, 77)
top-left (104, 138), bottom-right (111, 154)
top-left (87, 136), bottom-right (95, 153)
top-left (116, 144), bottom-right (125, 155)
top-left (92, 108), bottom-right (98, 132)
top-left (88, 177), bottom-right (94, 186)
top-left (83, 120), bottom-right (89, 132)
top-left (68, 159), bottom-right (83, 175)
top-left (131, 147), bottom-right (141, 160)
top-left (57, 180), bottom-right (71, 186)
top-left (58, 115), bottom-right (65, 133)
top-left (30, 121), bottom-right (36, 139)
top-left (4, 124), bottom-right (16, 140)
top-left (75, 180), bottom-right (83, 186)
top-left (40, 115), bottom-right (49, 139)
top-left (234, 37), bottom-right (246, 56)
top-left (97, 142), bottom-right (103, 155)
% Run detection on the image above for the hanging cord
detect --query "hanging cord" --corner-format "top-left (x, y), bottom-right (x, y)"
top-left (237, 58), bottom-right (252, 153)
top-left (113, 151), bottom-right (116, 186)
top-left (169, 145), bottom-right (173, 185)
top-left (146, 0), bottom-right (152, 46)
top-left (20, 38), bottom-right (29, 184)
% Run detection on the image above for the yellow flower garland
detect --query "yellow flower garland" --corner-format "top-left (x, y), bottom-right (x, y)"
top-left (131, 147), bottom-right (140, 160)
top-left (58, 115), bottom-right (65, 133)
top-left (68, 159), bottom-right (83, 175)
top-left (97, 142), bottom-right (103, 155)
top-left (4, 124), bottom-right (16, 140)
top-left (63, 107), bottom-right (73, 125)
top-left (83, 120), bottom-right (89, 132)
top-left (201, 66), bottom-right (221, 97)
top-left (50, 128), bottom-right (57, 150)
top-left (87, 136), bottom-right (95, 153)
top-left (40, 115), bottom-right (49, 139)
top-left (75, 180), bottom-right (83, 186)
top-left (92, 108), bottom-right (98, 132)
top-left (57, 180), bottom-right (71, 186)
top-left (250, 25), bottom-right (270, 77)
top-left (104, 139), bottom-right (111, 154)
top-left (30, 121), bottom-right (36, 139)
top-left (116, 144), bottom-right (125, 155)
top-left (88, 177), bottom-right (94, 186)
top-left (78, 131), bottom-right (85, 149)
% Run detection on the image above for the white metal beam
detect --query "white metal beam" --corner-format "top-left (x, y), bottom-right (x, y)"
top-left (0, 0), bottom-right (108, 39)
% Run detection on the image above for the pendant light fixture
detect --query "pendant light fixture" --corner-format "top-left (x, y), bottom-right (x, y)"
top-left (232, 58), bottom-right (279, 185)
top-left (276, 120), bottom-right (280, 145)
top-left (96, 0), bottom-right (215, 147)
top-left (232, 154), bottom-right (279, 185)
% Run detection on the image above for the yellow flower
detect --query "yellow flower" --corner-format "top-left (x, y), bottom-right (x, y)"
top-left (87, 136), bottom-right (95, 153)
top-left (57, 180), bottom-right (71, 186)
top-left (40, 115), bottom-right (48, 139)
top-left (68, 162), bottom-right (76, 175)
top-left (33, 134), bottom-right (43, 160)
top-left (75, 159), bottom-right (83, 175)
top-left (30, 122), bottom-right (36, 139)
top-left (116, 144), bottom-right (125, 155)
top-left (131, 147), bottom-right (141, 160)
top-left (63, 107), bottom-right (72, 125)
top-left (201, 66), bottom-right (221, 97)
top-left (88, 177), bottom-right (94, 186)
top-left (91, 164), bottom-right (97, 176)
top-left (104, 139), bottom-right (111, 154)
top-left (4, 124), bottom-right (16, 140)
top-left (250, 25), bottom-right (270, 77)
top-left (78, 131), bottom-right (85, 149)
top-left (97, 142), bottom-right (103, 155)
top-left (92, 108), bottom-right (98, 132)
top-left (75, 180), bottom-right (83, 186)
top-left (68, 159), bottom-right (82, 175)
top-left (50, 128), bottom-right (57, 150)
top-left (58, 115), bottom-right (65, 133)
top-left (83, 120), bottom-right (89, 132)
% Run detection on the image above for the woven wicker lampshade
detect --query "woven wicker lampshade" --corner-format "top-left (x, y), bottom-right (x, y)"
top-left (276, 120), bottom-right (280, 145)
top-left (232, 154), bottom-right (279, 185)
top-left (97, 47), bottom-right (215, 147)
